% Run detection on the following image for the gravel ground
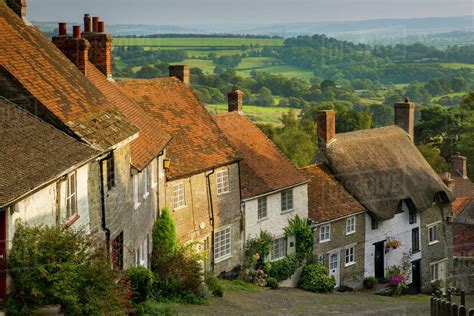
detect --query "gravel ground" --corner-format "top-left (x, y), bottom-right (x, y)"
top-left (176, 288), bottom-right (431, 316)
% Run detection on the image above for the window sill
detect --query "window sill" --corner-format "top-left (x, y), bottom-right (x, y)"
top-left (173, 205), bottom-right (186, 211)
top-left (281, 209), bottom-right (294, 214)
top-left (344, 262), bottom-right (356, 268)
top-left (429, 240), bottom-right (439, 246)
top-left (412, 249), bottom-right (421, 254)
top-left (214, 254), bottom-right (232, 264)
top-left (257, 216), bottom-right (268, 223)
top-left (217, 190), bottom-right (231, 197)
top-left (319, 239), bottom-right (331, 244)
top-left (134, 202), bottom-right (141, 210)
top-left (66, 214), bottom-right (80, 227)
top-left (346, 231), bottom-right (355, 236)
top-left (143, 192), bottom-right (150, 200)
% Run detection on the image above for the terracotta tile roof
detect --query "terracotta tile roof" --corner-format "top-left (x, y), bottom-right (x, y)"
top-left (0, 98), bottom-right (99, 207)
top-left (0, 3), bottom-right (138, 150)
top-left (213, 112), bottom-right (306, 199)
top-left (444, 174), bottom-right (474, 199)
top-left (452, 197), bottom-right (474, 216)
top-left (118, 78), bottom-right (240, 179)
top-left (300, 163), bottom-right (365, 223)
top-left (86, 66), bottom-right (170, 170)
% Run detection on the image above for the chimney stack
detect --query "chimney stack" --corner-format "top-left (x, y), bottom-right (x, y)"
top-left (227, 89), bottom-right (244, 113)
top-left (394, 97), bottom-right (415, 142)
top-left (82, 16), bottom-right (113, 79)
top-left (317, 110), bottom-right (336, 147)
top-left (451, 152), bottom-right (468, 178)
top-left (83, 14), bottom-right (92, 32)
top-left (7, 0), bottom-right (27, 22)
top-left (52, 24), bottom-right (90, 76)
top-left (169, 65), bottom-right (190, 85)
top-left (442, 172), bottom-right (455, 190)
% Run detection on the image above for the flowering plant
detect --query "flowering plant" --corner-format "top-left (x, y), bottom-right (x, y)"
top-left (388, 274), bottom-right (406, 287)
top-left (386, 239), bottom-right (401, 249)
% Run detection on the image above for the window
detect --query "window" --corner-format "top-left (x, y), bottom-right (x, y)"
top-left (412, 227), bottom-right (420, 253)
top-left (216, 169), bottom-right (230, 195)
top-left (320, 224), bottom-right (331, 242)
top-left (112, 232), bottom-right (124, 270)
top-left (133, 174), bottom-right (140, 209)
top-left (172, 181), bottom-right (186, 209)
top-left (106, 155), bottom-right (115, 190)
top-left (346, 216), bottom-right (356, 235)
top-left (431, 263), bottom-right (439, 281)
top-left (151, 159), bottom-right (157, 189)
top-left (281, 189), bottom-right (293, 213)
top-left (136, 237), bottom-right (148, 268)
top-left (66, 172), bottom-right (77, 218)
top-left (143, 167), bottom-right (149, 198)
top-left (214, 226), bottom-right (232, 263)
top-left (345, 246), bottom-right (355, 266)
top-left (409, 209), bottom-right (417, 224)
top-left (271, 237), bottom-right (287, 261)
top-left (371, 216), bottom-right (379, 230)
top-left (329, 253), bottom-right (338, 270)
top-left (318, 254), bottom-right (324, 265)
top-left (257, 197), bottom-right (267, 220)
top-left (428, 224), bottom-right (439, 245)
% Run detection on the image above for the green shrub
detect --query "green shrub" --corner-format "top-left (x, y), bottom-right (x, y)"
top-left (284, 215), bottom-right (314, 260)
top-left (266, 277), bottom-right (279, 289)
top-left (134, 299), bottom-right (176, 316)
top-left (205, 274), bottom-right (224, 297)
top-left (6, 223), bottom-right (128, 315)
top-left (244, 231), bottom-right (273, 270)
top-left (127, 267), bottom-right (153, 304)
top-left (363, 276), bottom-right (378, 290)
top-left (298, 263), bottom-right (335, 293)
top-left (152, 208), bottom-right (177, 272)
top-left (266, 253), bottom-right (301, 282)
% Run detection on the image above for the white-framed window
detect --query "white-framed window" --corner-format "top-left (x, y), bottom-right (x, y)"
top-left (428, 223), bottom-right (439, 245)
top-left (271, 237), bottom-right (287, 261)
top-left (318, 254), bottom-right (324, 265)
top-left (346, 216), bottom-right (356, 235)
top-left (66, 172), bottom-right (77, 218)
top-left (345, 246), bottom-right (355, 266)
top-left (214, 226), bottom-right (232, 263)
top-left (133, 174), bottom-right (140, 209)
top-left (151, 159), bottom-right (157, 189)
top-left (319, 224), bottom-right (331, 243)
top-left (257, 197), bottom-right (267, 220)
top-left (281, 189), bottom-right (293, 213)
top-left (172, 181), bottom-right (186, 209)
top-left (143, 167), bottom-right (149, 199)
top-left (329, 253), bottom-right (338, 270)
top-left (431, 262), bottom-right (439, 281)
top-left (216, 169), bottom-right (230, 195)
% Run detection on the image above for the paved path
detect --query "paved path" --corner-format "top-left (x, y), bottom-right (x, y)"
top-left (176, 288), bottom-right (431, 315)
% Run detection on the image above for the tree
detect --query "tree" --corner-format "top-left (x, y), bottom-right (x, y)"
top-left (418, 145), bottom-right (448, 173)
top-left (152, 208), bottom-right (177, 272)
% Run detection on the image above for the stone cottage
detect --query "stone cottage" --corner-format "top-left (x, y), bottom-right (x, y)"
top-left (119, 71), bottom-right (243, 274)
top-left (300, 163), bottom-right (366, 289)
top-left (315, 99), bottom-right (454, 293)
top-left (214, 90), bottom-right (308, 262)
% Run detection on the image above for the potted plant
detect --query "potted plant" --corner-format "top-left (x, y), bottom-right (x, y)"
top-left (363, 276), bottom-right (378, 290)
top-left (385, 239), bottom-right (401, 250)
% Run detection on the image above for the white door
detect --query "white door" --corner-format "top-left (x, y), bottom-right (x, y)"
top-left (329, 251), bottom-right (340, 287)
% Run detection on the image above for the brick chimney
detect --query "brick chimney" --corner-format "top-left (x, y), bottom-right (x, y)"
top-left (7, 0), bottom-right (27, 22)
top-left (52, 23), bottom-right (90, 76)
top-left (227, 89), bottom-right (243, 113)
top-left (442, 172), bottom-right (455, 190)
top-left (317, 110), bottom-right (336, 147)
top-left (169, 65), bottom-right (190, 85)
top-left (82, 15), bottom-right (113, 79)
top-left (451, 152), bottom-right (468, 178)
top-left (394, 97), bottom-right (415, 141)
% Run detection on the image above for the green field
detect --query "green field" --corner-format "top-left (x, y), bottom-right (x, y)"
top-left (206, 104), bottom-right (300, 126)
top-left (431, 92), bottom-right (468, 102)
top-left (440, 63), bottom-right (474, 70)
top-left (114, 37), bottom-right (284, 47)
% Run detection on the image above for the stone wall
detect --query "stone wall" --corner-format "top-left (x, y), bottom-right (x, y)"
top-left (314, 212), bottom-right (366, 289)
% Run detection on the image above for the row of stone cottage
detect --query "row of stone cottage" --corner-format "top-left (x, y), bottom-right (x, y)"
top-left (0, 0), bottom-right (468, 298)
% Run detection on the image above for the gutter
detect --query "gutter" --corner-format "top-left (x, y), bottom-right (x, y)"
top-left (205, 169), bottom-right (216, 272)
top-left (240, 180), bottom-right (310, 202)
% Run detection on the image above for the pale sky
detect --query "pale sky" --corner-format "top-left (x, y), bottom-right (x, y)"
top-left (28, 0), bottom-right (474, 25)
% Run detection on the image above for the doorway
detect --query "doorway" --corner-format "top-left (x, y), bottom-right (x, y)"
top-left (409, 259), bottom-right (421, 294)
top-left (374, 241), bottom-right (385, 282)
top-left (328, 251), bottom-right (340, 287)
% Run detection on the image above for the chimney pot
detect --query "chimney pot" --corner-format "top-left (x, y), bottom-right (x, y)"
top-left (52, 31), bottom-right (90, 76)
top-left (394, 99), bottom-right (415, 141)
top-left (169, 65), bottom-right (190, 85)
top-left (228, 89), bottom-right (244, 113)
top-left (317, 110), bottom-right (336, 147)
top-left (73, 25), bottom-right (81, 39)
top-left (84, 14), bottom-right (92, 32)
top-left (58, 22), bottom-right (67, 36)
top-left (92, 16), bottom-right (99, 32)
top-left (442, 172), bottom-right (455, 190)
top-left (98, 21), bottom-right (105, 33)
top-left (451, 153), bottom-right (468, 178)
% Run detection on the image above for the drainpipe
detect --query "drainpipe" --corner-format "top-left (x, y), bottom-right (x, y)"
top-left (157, 151), bottom-right (165, 218)
top-left (99, 158), bottom-right (111, 251)
top-left (206, 169), bottom-right (215, 272)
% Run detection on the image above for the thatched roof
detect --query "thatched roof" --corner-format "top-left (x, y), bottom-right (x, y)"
top-left (322, 125), bottom-right (454, 220)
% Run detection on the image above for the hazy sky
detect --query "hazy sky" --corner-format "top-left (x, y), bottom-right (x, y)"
top-left (28, 0), bottom-right (474, 25)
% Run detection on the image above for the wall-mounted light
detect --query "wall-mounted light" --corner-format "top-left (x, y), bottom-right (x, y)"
top-left (163, 158), bottom-right (171, 170)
